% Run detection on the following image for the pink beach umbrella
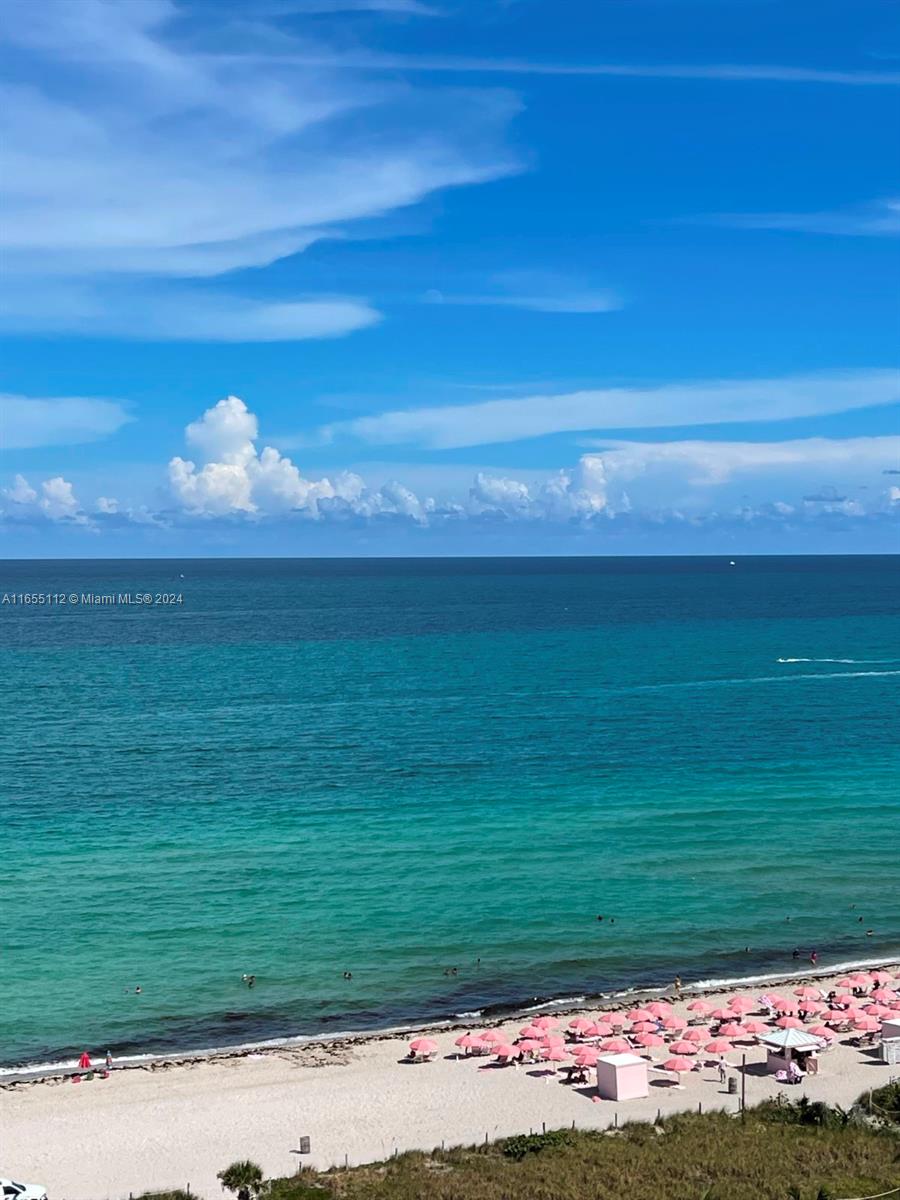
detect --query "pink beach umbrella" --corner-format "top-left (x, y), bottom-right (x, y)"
top-left (662, 1056), bottom-right (694, 1074)
top-left (568, 1017), bottom-right (594, 1034)
top-left (710, 1008), bottom-right (733, 1021)
top-left (541, 1033), bottom-right (565, 1048)
top-left (854, 1017), bottom-right (880, 1032)
top-left (851, 973), bottom-right (874, 988)
top-left (808, 1026), bottom-right (837, 1041)
top-left (574, 1046), bottom-right (600, 1065)
top-left (647, 1001), bottom-right (673, 1018)
top-left (718, 1022), bottom-right (744, 1038)
top-left (871, 988), bottom-right (897, 1002)
top-left (601, 1037), bottom-right (631, 1053)
top-left (493, 1043), bottom-right (521, 1059)
top-left (519, 1024), bottom-right (544, 1039)
top-left (822, 1009), bottom-right (849, 1023)
top-left (541, 1046), bottom-right (568, 1063)
top-left (589, 1022), bottom-right (614, 1038)
top-left (729, 996), bottom-right (755, 1014)
top-left (705, 1038), bottom-right (733, 1055)
top-left (517, 1038), bottom-right (542, 1053)
top-left (662, 1015), bottom-right (687, 1031)
top-left (409, 1038), bottom-right (439, 1057)
top-left (479, 1029), bottom-right (506, 1045)
top-left (631, 1020), bottom-right (658, 1034)
top-left (683, 1028), bottom-right (707, 1043)
top-left (455, 1033), bottom-right (483, 1053)
top-left (794, 985), bottom-right (821, 1000)
top-left (776, 1016), bottom-right (804, 1030)
top-left (669, 1040), bottom-right (698, 1055)
top-left (775, 999), bottom-right (800, 1014)
top-left (742, 1020), bottom-right (768, 1035)
top-left (688, 999), bottom-right (714, 1015)
top-left (627, 1008), bottom-right (653, 1022)
top-left (799, 1001), bottom-right (825, 1016)
top-left (635, 1032), bottom-right (665, 1048)
top-left (871, 970), bottom-right (893, 984)
top-left (864, 1004), bottom-right (893, 1018)
top-left (532, 1016), bottom-right (559, 1030)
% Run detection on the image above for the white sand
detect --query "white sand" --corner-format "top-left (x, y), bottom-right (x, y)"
top-left (2, 970), bottom-right (897, 1200)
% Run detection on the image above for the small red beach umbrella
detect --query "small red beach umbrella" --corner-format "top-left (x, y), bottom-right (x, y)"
top-left (822, 1009), bottom-right (848, 1023)
top-left (729, 996), bottom-right (755, 1014)
top-left (871, 970), bottom-right (893, 983)
top-left (517, 1038), bottom-right (542, 1052)
top-left (669, 1040), bottom-right (698, 1055)
top-left (662, 1056), bottom-right (694, 1074)
top-left (799, 1001), bottom-right (825, 1015)
top-left (776, 1017), bottom-right (804, 1029)
top-left (710, 1008), bottom-right (733, 1021)
top-left (627, 1008), bottom-right (653, 1022)
top-left (455, 1033), bottom-right (482, 1051)
top-left (647, 1001), bottom-right (673, 1018)
top-left (808, 1026), bottom-right (837, 1041)
top-left (532, 1016), bottom-right (559, 1030)
top-left (541, 1034), bottom-right (565, 1048)
top-left (705, 1038), bottom-right (733, 1055)
top-left (742, 1020), bottom-right (768, 1035)
top-left (767, 995), bottom-right (788, 1007)
top-left (851, 973), bottom-right (873, 988)
top-left (409, 1038), bottom-right (439, 1056)
top-left (541, 1046), bottom-right (568, 1062)
top-left (574, 1047), bottom-right (600, 1064)
top-left (871, 988), bottom-right (897, 1002)
top-left (635, 1032), bottom-right (665, 1048)
top-left (687, 1000), bottom-right (714, 1015)
top-left (630, 1020), bottom-right (657, 1034)
top-left (683, 1028), bottom-right (707, 1043)
top-left (836, 979), bottom-right (853, 989)
top-left (775, 999), bottom-right (800, 1014)
top-left (493, 1043), bottom-right (521, 1059)
top-left (662, 1015), bottom-right (686, 1031)
top-left (600, 1037), bottom-right (631, 1053)
top-left (519, 1024), bottom-right (544, 1039)
top-left (78, 1052), bottom-right (92, 1069)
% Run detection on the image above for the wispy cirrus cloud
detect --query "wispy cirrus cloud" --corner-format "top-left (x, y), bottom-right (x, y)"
top-left (703, 197), bottom-right (900, 237)
top-left (313, 369), bottom-right (900, 450)
top-left (1, 394), bottom-right (132, 450)
top-left (0, 0), bottom-right (520, 340)
top-left (424, 271), bottom-right (622, 314)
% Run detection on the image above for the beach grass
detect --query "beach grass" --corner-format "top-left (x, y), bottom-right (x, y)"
top-left (258, 1103), bottom-right (900, 1200)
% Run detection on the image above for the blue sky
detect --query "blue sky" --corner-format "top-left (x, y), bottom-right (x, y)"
top-left (1, 0), bottom-right (898, 556)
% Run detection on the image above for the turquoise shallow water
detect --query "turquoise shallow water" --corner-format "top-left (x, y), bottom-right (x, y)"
top-left (1, 556), bottom-right (898, 1068)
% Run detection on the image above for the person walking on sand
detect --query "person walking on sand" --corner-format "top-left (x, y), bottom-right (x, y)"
top-left (673, 975), bottom-right (682, 998)
top-left (105, 1049), bottom-right (112, 1070)
top-left (718, 1062), bottom-right (727, 1085)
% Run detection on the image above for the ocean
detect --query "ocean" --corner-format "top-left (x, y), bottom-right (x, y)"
top-left (1, 555), bottom-right (898, 1070)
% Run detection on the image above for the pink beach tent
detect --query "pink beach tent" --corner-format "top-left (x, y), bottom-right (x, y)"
top-left (705, 1038), bottom-right (733, 1054)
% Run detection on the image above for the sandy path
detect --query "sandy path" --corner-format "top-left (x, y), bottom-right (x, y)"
top-left (2, 971), bottom-right (897, 1200)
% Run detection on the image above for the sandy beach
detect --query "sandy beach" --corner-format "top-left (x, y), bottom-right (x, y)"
top-left (3, 965), bottom-right (898, 1200)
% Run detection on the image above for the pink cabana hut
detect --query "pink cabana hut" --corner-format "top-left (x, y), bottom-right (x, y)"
top-left (595, 1052), bottom-right (649, 1101)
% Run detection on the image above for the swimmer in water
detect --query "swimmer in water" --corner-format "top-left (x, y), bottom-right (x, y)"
top-left (809, 951), bottom-right (818, 966)
top-left (343, 971), bottom-right (352, 980)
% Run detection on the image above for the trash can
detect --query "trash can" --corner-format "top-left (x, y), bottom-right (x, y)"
top-left (727, 1076), bottom-right (738, 1094)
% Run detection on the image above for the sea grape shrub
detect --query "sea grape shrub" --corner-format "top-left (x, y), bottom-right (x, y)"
top-left (500, 1129), bottom-right (573, 1160)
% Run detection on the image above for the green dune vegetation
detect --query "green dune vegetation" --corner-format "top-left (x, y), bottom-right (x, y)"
top-left (139, 1083), bottom-right (900, 1200)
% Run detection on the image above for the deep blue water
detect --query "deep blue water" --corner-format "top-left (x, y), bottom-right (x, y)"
top-left (1, 556), bottom-right (898, 1068)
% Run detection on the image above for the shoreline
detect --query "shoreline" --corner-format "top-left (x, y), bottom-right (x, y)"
top-left (5, 953), bottom-right (897, 1088)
